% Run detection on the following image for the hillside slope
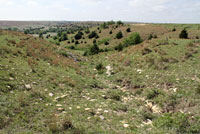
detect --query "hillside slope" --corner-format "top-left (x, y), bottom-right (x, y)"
top-left (1, 24), bottom-right (200, 134)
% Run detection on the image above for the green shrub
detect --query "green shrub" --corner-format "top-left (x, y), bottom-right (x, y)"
top-left (39, 33), bottom-right (43, 38)
top-left (153, 113), bottom-right (197, 133)
top-left (126, 28), bottom-right (131, 32)
top-left (53, 36), bottom-right (57, 40)
top-left (85, 29), bottom-right (90, 34)
top-left (97, 38), bottom-right (110, 45)
top-left (89, 43), bottom-right (100, 55)
top-left (74, 32), bottom-right (83, 40)
top-left (88, 31), bottom-right (98, 39)
top-left (109, 30), bottom-right (113, 34)
top-left (146, 89), bottom-right (161, 100)
top-left (75, 40), bottom-right (79, 45)
top-left (115, 44), bottom-right (123, 51)
top-left (179, 29), bottom-right (188, 39)
top-left (116, 31), bottom-right (123, 39)
top-left (172, 28), bottom-right (176, 32)
top-left (60, 32), bottom-right (68, 41)
top-left (107, 20), bottom-right (115, 25)
top-left (117, 20), bottom-right (124, 26)
top-left (96, 63), bottom-right (103, 71)
top-left (100, 22), bottom-right (108, 29)
top-left (93, 39), bottom-right (96, 44)
top-left (123, 32), bottom-right (142, 46)
top-left (104, 41), bottom-right (109, 45)
top-left (148, 34), bottom-right (153, 40)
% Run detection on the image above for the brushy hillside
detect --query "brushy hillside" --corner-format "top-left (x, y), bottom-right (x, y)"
top-left (0, 24), bottom-right (200, 134)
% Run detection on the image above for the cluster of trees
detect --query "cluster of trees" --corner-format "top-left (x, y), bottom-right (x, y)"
top-left (100, 20), bottom-right (124, 29)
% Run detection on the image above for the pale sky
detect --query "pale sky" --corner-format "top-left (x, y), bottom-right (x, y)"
top-left (0, 0), bottom-right (200, 23)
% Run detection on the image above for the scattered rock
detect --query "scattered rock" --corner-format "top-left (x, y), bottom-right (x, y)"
top-left (85, 108), bottom-right (91, 111)
top-left (106, 65), bottom-right (113, 76)
top-left (9, 77), bottom-right (14, 80)
top-left (49, 93), bottom-right (54, 97)
top-left (57, 108), bottom-right (64, 111)
top-left (123, 124), bottom-right (130, 128)
top-left (99, 115), bottom-right (105, 120)
top-left (25, 84), bottom-right (31, 90)
top-left (56, 104), bottom-right (62, 107)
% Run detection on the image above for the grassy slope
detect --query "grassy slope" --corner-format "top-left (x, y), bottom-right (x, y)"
top-left (0, 24), bottom-right (200, 134)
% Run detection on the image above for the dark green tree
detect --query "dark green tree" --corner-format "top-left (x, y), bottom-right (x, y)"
top-left (89, 43), bottom-right (100, 55)
top-left (74, 32), bottom-right (83, 40)
top-left (116, 31), bottom-right (123, 39)
top-left (88, 31), bottom-right (98, 39)
top-left (179, 29), bottom-right (188, 39)
top-left (126, 28), bottom-right (131, 32)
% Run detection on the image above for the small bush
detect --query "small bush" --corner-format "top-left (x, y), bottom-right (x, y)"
top-left (115, 44), bottom-right (123, 51)
top-left (69, 46), bottom-right (75, 50)
top-left (88, 31), bottom-right (98, 39)
top-left (116, 31), bottom-right (123, 39)
top-left (117, 20), bottom-right (124, 26)
top-left (179, 29), bottom-right (188, 39)
top-left (104, 41), bottom-right (109, 45)
top-left (89, 43), bottom-right (100, 55)
top-left (85, 29), bottom-right (90, 34)
top-left (126, 28), bottom-right (131, 32)
top-left (74, 32), bottom-right (83, 40)
top-left (146, 89), bottom-right (161, 100)
top-left (123, 32), bottom-right (142, 46)
top-left (60, 32), bottom-right (68, 41)
top-left (93, 39), bottom-right (96, 44)
top-left (75, 40), bottom-right (79, 45)
top-left (148, 34), bottom-right (153, 40)
top-left (172, 28), bottom-right (176, 32)
top-left (96, 63), bottom-right (103, 71)
top-left (109, 30), bottom-right (113, 34)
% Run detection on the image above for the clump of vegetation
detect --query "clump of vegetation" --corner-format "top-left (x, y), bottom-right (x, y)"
top-left (123, 32), bottom-right (142, 46)
top-left (60, 32), bottom-right (68, 41)
top-left (88, 43), bottom-right (100, 55)
top-left (172, 28), bottom-right (176, 32)
top-left (85, 29), bottom-right (90, 34)
top-left (179, 29), bottom-right (188, 39)
top-left (126, 27), bottom-right (131, 32)
top-left (148, 34), bottom-right (157, 40)
top-left (88, 31), bottom-right (98, 39)
top-left (74, 31), bottom-right (83, 40)
top-left (117, 20), bottom-right (124, 26)
top-left (96, 63), bottom-right (103, 71)
top-left (146, 89), bottom-right (162, 100)
top-left (104, 41), bottom-right (109, 45)
top-left (75, 40), bottom-right (79, 45)
top-left (116, 31), bottom-right (123, 39)
top-left (115, 43), bottom-right (124, 51)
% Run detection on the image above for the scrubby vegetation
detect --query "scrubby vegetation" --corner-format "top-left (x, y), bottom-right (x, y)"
top-left (1, 23), bottom-right (200, 134)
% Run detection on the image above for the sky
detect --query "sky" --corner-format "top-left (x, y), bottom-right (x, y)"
top-left (0, 0), bottom-right (200, 23)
